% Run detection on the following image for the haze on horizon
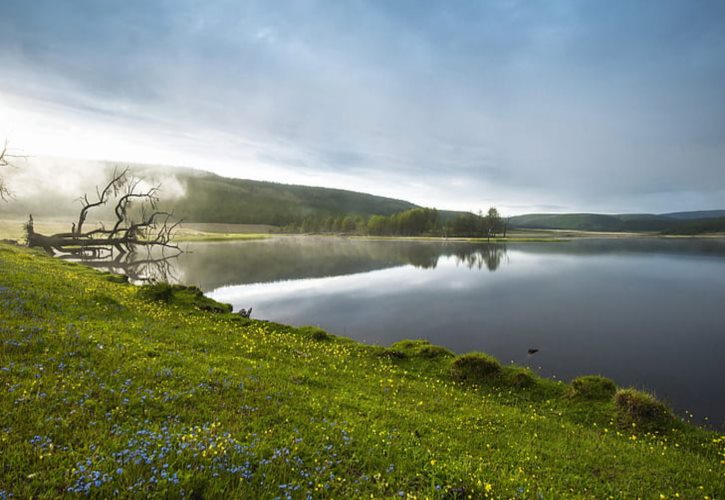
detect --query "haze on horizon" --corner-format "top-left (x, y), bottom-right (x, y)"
top-left (1, 1), bottom-right (724, 215)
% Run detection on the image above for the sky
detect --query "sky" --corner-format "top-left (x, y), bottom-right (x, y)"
top-left (1, 0), bottom-right (724, 214)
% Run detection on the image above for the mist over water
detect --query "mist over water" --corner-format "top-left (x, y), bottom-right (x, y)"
top-left (116, 236), bottom-right (725, 427)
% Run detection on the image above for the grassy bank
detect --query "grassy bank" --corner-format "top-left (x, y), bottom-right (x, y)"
top-left (0, 243), bottom-right (723, 498)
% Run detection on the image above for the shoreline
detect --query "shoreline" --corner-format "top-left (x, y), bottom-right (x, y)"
top-left (3, 217), bottom-right (724, 244)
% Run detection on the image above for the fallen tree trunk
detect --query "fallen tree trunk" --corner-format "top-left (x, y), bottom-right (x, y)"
top-left (26, 168), bottom-right (182, 259)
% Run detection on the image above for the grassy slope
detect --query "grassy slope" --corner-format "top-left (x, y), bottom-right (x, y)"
top-left (0, 244), bottom-right (723, 498)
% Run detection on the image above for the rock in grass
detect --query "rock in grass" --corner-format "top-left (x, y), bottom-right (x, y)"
top-left (570, 375), bottom-right (617, 400)
top-left (614, 388), bottom-right (673, 430)
top-left (450, 352), bottom-right (501, 382)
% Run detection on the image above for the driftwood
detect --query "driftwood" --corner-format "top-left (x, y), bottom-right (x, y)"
top-left (26, 167), bottom-right (182, 259)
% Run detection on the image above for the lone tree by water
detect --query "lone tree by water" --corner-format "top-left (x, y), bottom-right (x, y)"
top-left (26, 167), bottom-right (182, 258)
top-left (485, 207), bottom-right (502, 239)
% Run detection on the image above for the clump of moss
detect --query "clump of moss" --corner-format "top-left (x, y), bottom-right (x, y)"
top-left (298, 326), bottom-right (331, 341)
top-left (614, 388), bottom-right (673, 430)
top-left (391, 339), bottom-right (454, 359)
top-left (138, 283), bottom-right (232, 313)
top-left (450, 352), bottom-right (501, 382)
top-left (502, 367), bottom-right (536, 388)
top-left (570, 375), bottom-right (617, 400)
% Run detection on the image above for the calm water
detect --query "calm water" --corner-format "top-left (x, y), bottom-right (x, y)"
top-left (159, 237), bottom-right (725, 426)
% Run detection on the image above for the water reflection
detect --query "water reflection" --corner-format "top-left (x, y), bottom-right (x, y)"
top-left (64, 252), bottom-right (180, 283)
top-left (162, 236), bottom-right (725, 290)
top-left (168, 238), bottom-right (510, 290)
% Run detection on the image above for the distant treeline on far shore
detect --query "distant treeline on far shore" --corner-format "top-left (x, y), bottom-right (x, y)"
top-left (282, 207), bottom-right (508, 238)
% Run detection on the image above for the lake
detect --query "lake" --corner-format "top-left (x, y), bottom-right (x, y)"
top-left (157, 237), bottom-right (725, 427)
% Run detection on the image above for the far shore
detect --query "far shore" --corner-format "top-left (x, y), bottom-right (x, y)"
top-left (1, 217), bottom-right (723, 244)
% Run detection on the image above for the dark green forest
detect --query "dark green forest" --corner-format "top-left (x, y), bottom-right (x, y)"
top-left (282, 207), bottom-right (507, 238)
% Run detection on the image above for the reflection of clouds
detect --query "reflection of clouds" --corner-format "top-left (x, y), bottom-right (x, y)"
top-left (209, 247), bottom-right (601, 315)
top-left (211, 264), bottom-right (442, 306)
top-left (210, 250), bottom-right (526, 309)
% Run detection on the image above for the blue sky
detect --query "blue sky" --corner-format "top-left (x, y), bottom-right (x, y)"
top-left (1, 0), bottom-right (724, 213)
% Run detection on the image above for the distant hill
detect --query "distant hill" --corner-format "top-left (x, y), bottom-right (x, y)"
top-left (162, 171), bottom-right (418, 225)
top-left (662, 210), bottom-right (725, 220)
top-left (509, 212), bottom-right (725, 234)
top-left (2, 158), bottom-right (419, 225)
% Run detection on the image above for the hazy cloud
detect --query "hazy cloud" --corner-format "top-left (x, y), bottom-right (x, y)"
top-left (1, 0), bottom-right (724, 214)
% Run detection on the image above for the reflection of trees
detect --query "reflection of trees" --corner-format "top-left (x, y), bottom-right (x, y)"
top-left (139, 238), bottom-right (509, 291)
top-left (64, 251), bottom-right (180, 284)
top-left (451, 245), bottom-right (507, 271)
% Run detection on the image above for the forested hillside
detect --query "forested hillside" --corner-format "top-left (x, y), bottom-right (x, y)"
top-left (163, 172), bottom-right (417, 225)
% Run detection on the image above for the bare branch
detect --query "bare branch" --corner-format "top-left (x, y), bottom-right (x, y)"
top-left (76, 167), bottom-right (129, 234)
top-left (30, 166), bottom-right (182, 263)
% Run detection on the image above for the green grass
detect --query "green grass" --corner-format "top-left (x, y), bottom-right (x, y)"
top-left (0, 243), bottom-right (723, 498)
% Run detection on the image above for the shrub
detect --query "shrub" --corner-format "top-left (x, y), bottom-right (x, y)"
top-left (391, 339), bottom-right (453, 359)
top-left (614, 389), bottom-right (673, 430)
top-left (450, 352), bottom-right (501, 382)
top-left (570, 375), bottom-right (617, 400)
top-left (298, 326), bottom-right (331, 341)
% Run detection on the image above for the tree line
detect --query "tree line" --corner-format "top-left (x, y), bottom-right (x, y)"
top-left (283, 207), bottom-right (507, 238)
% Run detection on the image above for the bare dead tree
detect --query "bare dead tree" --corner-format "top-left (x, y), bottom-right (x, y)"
top-left (27, 167), bottom-right (183, 259)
